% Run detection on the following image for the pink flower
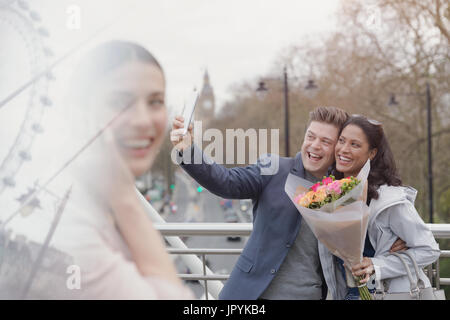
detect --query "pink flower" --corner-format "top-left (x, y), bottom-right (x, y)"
top-left (311, 183), bottom-right (321, 192)
top-left (322, 177), bottom-right (333, 185)
top-left (294, 193), bottom-right (305, 203)
top-left (328, 181), bottom-right (342, 194)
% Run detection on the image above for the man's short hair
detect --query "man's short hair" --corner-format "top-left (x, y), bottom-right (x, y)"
top-left (307, 106), bottom-right (349, 129)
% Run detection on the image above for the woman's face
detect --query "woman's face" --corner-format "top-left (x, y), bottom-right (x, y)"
top-left (335, 124), bottom-right (377, 177)
top-left (95, 60), bottom-right (167, 177)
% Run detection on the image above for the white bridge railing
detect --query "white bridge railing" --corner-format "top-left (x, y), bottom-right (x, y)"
top-left (138, 170), bottom-right (450, 300)
top-left (154, 222), bottom-right (450, 299)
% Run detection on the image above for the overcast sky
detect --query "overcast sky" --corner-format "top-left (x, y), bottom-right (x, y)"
top-left (0, 0), bottom-right (341, 230)
top-left (1, 0), bottom-right (342, 167)
top-left (39, 0), bottom-right (341, 114)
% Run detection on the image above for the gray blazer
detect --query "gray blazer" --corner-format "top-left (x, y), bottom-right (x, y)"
top-left (177, 144), bottom-right (340, 299)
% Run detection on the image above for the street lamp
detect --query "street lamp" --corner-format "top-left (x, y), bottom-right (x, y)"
top-left (255, 81), bottom-right (269, 100)
top-left (388, 82), bottom-right (433, 223)
top-left (256, 67), bottom-right (318, 157)
top-left (305, 79), bottom-right (318, 91)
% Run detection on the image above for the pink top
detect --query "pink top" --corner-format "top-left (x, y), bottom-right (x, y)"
top-left (51, 182), bottom-right (194, 300)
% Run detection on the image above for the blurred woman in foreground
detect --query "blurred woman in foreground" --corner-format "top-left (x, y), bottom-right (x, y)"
top-left (57, 41), bottom-right (193, 299)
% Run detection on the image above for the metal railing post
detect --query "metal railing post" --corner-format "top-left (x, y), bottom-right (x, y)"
top-left (136, 189), bottom-right (223, 299)
top-left (202, 254), bottom-right (208, 300)
top-left (436, 258), bottom-right (440, 290)
top-left (427, 264), bottom-right (434, 287)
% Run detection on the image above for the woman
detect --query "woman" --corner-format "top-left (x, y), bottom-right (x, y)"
top-left (50, 41), bottom-right (193, 299)
top-left (334, 115), bottom-right (440, 298)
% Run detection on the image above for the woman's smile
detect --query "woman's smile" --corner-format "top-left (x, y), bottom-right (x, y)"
top-left (336, 154), bottom-right (353, 166)
top-left (118, 137), bottom-right (155, 158)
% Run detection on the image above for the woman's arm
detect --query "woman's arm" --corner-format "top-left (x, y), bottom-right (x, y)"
top-left (81, 129), bottom-right (191, 298)
top-left (368, 202), bottom-right (440, 281)
top-left (112, 193), bottom-right (182, 286)
top-left (69, 213), bottom-right (193, 300)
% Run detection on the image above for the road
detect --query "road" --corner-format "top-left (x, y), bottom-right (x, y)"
top-left (164, 169), bottom-right (250, 299)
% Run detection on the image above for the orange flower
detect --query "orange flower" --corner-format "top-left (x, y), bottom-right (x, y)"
top-left (297, 191), bottom-right (314, 207)
top-left (311, 188), bottom-right (327, 203)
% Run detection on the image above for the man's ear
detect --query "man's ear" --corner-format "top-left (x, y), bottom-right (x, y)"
top-left (369, 148), bottom-right (377, 161)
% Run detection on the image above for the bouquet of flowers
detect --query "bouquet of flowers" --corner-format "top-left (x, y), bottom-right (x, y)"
top-left (285, 160), bottom-right (372, 300)
top-left (294, 176), bottom-right (360, 210)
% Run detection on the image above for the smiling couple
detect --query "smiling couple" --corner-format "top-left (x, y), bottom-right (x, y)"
top-left (170, 106), bottom-right (439, 300)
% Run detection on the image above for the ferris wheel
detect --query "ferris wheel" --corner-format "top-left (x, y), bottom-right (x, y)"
top-left (0, 0), bottom-right (54, 198)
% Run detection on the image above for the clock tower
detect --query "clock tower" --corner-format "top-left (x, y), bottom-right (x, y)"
top-left (195, 69), bottom-right (215, 126)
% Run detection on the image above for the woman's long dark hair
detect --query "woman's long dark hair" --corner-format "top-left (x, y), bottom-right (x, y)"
top-left (334, 115), bottom-right (402, 203)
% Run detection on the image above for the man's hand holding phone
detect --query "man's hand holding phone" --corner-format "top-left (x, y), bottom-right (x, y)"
top-left (171, 89), bottom-right (198, 152)
top-left (171, 116), bottom-right (193, 152)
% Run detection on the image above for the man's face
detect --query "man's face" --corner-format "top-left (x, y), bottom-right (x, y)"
top-left (300, 121), bottom-right (339, 178)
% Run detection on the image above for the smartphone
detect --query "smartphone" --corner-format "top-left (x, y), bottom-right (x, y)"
top-left (181, 89), bottom-right (199, 135)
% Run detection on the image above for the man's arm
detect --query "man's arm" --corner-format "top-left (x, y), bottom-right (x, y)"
top-left (170, 116), bottom-right (268, 200)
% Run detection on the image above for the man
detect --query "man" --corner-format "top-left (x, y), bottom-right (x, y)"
top-left (170, 106), bottom-right (405, 300)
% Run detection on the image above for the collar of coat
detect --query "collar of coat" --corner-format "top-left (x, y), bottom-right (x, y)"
top-left (290, 151), bottom-right (306, 178)
top-left (368, 185), bottom-right (418, 225)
